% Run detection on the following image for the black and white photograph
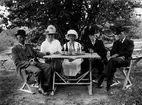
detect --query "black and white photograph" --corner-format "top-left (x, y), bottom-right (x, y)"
top-left (0, 0), bottom-right (142, 105)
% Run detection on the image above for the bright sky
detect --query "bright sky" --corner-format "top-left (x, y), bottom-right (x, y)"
top-left (0, 6), bottom-right (9, 17)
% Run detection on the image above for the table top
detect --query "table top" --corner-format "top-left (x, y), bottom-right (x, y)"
top-left (44, 53), bottom-right (100, 59)
top-left (132, 54), bottom-right (142, 59)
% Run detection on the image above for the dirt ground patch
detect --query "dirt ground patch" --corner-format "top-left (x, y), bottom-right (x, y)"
top-left (1, 52), bottom-right (142, 105)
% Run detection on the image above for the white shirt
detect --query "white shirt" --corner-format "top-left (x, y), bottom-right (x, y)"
top-left (40, 39), bottom-right (62, 54)
top-left (121, 37), bottom-right (126, 43)
top-left (89, 36), bottom-right (96, 45)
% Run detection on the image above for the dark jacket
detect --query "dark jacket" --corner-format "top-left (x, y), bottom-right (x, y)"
top-left (83, 38), bottom-right (107, 60)
top-left (12, 44), bottom-right (45, 76)
top-left (110, 38), bottom-right (134, 60)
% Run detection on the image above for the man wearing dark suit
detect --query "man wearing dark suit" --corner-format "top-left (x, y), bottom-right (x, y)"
top-left (12, 29), bottom-right (52, 95)
top-left (81, 26), bottom-right (107, 79)
top-left (97, 26), bottom-right (134, 94)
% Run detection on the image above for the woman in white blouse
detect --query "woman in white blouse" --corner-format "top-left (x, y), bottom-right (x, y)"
top-left (40, 25), bottom-right (62, 71)
top-left (40, 25), bottom-right (62, 54)
top-left (62, 29), bottom-right (83, 76)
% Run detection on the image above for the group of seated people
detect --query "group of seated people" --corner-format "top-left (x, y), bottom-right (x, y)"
top-left (12, 24), bottom-right (134, 95)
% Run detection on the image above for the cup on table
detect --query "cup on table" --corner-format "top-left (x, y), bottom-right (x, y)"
top-left (64, 51), bottom-right (68, 55)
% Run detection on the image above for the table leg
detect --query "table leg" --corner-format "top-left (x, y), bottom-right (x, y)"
top-left (88, 59), bottom-right (92, 95)
top-left (51, 71), bottom-right (55, 95)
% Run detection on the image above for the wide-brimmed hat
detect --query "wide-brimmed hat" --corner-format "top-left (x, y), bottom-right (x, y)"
top-left (15, 29), bottom-right (27, 37)
top-left (65, 29), bottom-right (78, 40)
top-left (44, 25), bottom-right (57, 35)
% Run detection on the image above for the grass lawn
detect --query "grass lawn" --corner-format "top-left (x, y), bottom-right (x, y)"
top-left (1, 39), bottom-right (142, 105)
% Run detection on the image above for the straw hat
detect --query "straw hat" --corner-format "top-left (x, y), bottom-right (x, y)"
top-left (44, 25), bottom-right (57, 35)
top-left (65, 29), bottom-right (78, 40)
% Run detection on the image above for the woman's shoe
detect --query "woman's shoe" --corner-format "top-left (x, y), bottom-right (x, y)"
top-left (93, 79), bottom-right (103, 88)
top-left (97, 74), bottom-right (105, 87)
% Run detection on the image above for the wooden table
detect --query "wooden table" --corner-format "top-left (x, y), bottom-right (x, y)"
top-left (44, 53), bottom-right (100, 95)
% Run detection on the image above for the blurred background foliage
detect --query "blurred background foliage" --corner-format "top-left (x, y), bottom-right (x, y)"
top-left (0, 28), bottom-right (17, 52)
top-left (0, 0), bottom-right (142, 50)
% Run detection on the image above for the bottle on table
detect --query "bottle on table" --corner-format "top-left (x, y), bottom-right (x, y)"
top-left (61, 46), bottom-right (65, 55)
top-left (65, 43), bottom-right (68, 55)
top-left (77, 43), bottom-right (81, 54)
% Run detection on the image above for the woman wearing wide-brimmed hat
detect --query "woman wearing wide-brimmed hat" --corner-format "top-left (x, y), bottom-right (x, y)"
top-left (40, 25), bottom-right (62, 73)
top-left (40, 25), bottom-right (62, 55)
top-left (62, 29), bottom-right (83, 76)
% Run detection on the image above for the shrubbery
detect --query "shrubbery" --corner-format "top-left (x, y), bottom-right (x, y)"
top-left (0, 30), bottom-right (17, 53)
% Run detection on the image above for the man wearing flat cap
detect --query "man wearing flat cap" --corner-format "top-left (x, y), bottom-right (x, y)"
top-left (12, 29), bottom-right (52, 95)
top-left (96, 26), bottom-right (134, 94)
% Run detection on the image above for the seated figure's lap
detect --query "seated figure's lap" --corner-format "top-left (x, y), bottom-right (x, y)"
top-left (26, 65), bottom-right (41, 73)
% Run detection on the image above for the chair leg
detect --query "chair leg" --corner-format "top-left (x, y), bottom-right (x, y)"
top-left (19, 71), bottom-right (35, 94)
top-left (111, 79), bottom-right (121, 87)
top-left (0, 60), bottom-right (8, 71)
top-left (19, 82), bottom-right (35, 94)
top-left (122, 65), bottom-right (132, 90)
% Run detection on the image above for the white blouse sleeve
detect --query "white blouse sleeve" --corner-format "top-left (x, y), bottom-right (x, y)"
top-left (57, 40), bottom-right (62, 53)
top-left (40, 42), bottom-right (46, 53)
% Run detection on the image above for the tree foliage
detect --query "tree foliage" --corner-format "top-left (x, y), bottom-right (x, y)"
top-left (3, 0), bottom-right (142, 44)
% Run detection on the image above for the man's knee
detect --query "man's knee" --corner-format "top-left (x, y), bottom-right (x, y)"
top-left (42, 63), bottom-right (52, 72)
top-left (26, 65), bottom-right (41, 73)
top-left (34, 67), bottom-right (41, 73)
top-left (109, 58), bottom-right (118, 63)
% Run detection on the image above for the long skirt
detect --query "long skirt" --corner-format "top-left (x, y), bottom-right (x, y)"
top-left (62, 59), bottom-right (83, 76)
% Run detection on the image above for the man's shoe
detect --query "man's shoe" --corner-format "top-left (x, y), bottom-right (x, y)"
top-left (93, 79), bottom-right (98, 84)
top-left (96, 84), bottom-right (103, 88)
top-left (107, 89), bottom-right (114, 96)
top-left (92, 79), bottom-right (103, 88)
top-left (30, 83), bottom-right (39, 88)
top-left (38, 88), bottom-right (49, 96)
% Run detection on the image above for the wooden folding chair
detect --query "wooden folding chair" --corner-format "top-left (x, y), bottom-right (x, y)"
top-left (0, 59), bottom-right (8, 71)
top-left (122, 60), bottom-right (133, 90)
top-left (112, 60), bottom-right (133, 90)
top-left (5, 53), bottom-right (16, 70)
top-left (19, 70), bottom-right (36, 94)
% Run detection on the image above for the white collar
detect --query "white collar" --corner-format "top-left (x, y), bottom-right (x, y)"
top-left (121, 37), bottom-right (126, 43)
top-left (18, 43), bottom-right (25, 46)
top-left (89, 36), bottom-right (96, 45)
top-left (46, 38), bottom-right (55, 43)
